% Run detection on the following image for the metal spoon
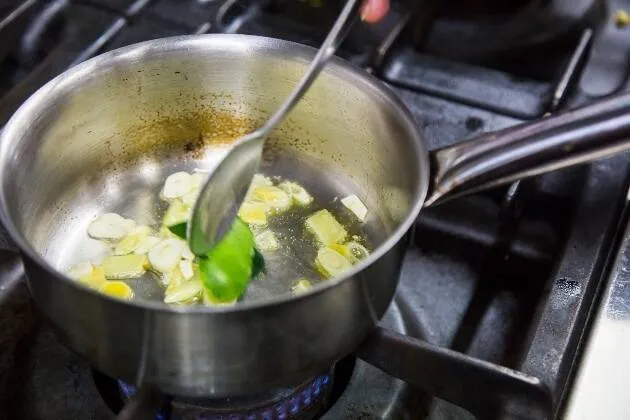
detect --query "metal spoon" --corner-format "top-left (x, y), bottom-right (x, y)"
top-left (188, 0), bottom-right (362, 255)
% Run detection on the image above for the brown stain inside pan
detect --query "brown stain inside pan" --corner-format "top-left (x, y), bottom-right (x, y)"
top-left (112, 108), bottom-right (257, 163)
top-left (101, 95), bottom-right (339, 172)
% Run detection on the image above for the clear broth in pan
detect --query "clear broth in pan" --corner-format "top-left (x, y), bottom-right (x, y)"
top-left (56, 149), bottom-right (382, 306)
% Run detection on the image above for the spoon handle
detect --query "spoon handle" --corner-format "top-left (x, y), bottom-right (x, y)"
top-left (259, 0), bottom-right (362, 135)
top-left (188, 0), bottom-right (363, 254)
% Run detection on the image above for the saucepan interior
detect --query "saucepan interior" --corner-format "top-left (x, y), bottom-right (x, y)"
top-left (0, 35), bottom-right (427, 308)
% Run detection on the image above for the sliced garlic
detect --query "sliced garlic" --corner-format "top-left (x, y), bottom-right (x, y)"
top-left (181, 189), bottom-right (199, 207)
top-left (114, 233), bottom-right (144, 255)
top-left (134, 236), bottom-right (161, 255)
top-left (163, 199), bottom-right (190, 227)
top-left (341, 194), bottom-right (368, 222)
top-left (165, 279), bottom-right (203, 304)
top-left (181, 242), bottom-right (195, 260)
top-left (190, 172), bottom-right (204, 190)
top-left (245, 174), bottom-right (273, 201)
top-left (315, 247), bottom-right (353, 279)
top-left (179, 259), bottom-right (194, 280)
top-left (163, 265), bottom-right (185, 289)
top-left (121, 218), bottom-right (137, 234)
top-left (102, 254), bottom-right (148, 279)
top-left (87, 213), bottom-right (134, 241)
top-left (132, 225), bottom-right (152, 236)
top-left (278, 181), bottom-right (313, 206)
top-left (238, 202), bottom-right (268, 226)
top-left (159, 226), bottom-right (177, 239)
top-left (148, 239), bottom-right (184, 273)
top-left (161, 171), bottom-right (193, 200)
top-left (330, 242), bottom-right (369, 264)
top-left (251, 174), bottom-right (273, 188)
top-left (251, 186), bottom-right (292, 213)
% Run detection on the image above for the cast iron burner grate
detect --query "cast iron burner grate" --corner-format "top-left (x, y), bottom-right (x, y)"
top-left (94, 357), bottom-right (357, 419)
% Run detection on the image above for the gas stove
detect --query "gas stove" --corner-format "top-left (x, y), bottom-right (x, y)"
top-left (1, 0), bottom-right (630, 419)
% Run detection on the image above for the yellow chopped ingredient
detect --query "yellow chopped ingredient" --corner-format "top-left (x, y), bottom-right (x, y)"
top-left (291, 278), bottom-right (313, 295)
top-left (164, 278), bottom-right (203, 304)
top-left (341, 194), bottom-right (368, 222)
top-left (164, 264), bottom-right (203, 304)
top-left (330, 243), bottom-right (354, 262)
top-left (161, 171), bottom-right (193, 200)
top-left (347, 241), bottom-right (369, 261)
top-left (251, 186), bottom-right (292, 213)
top-left (78, 265), bottom-right (107, 289)
top-left (331, 241), bottom-right (370, 263)
top-left (148, 238), bottom-right (184, 273)
top-left (82, 170), bottom-right (371, 305)
top-left (163, 199), bottom-right (190, 227)
top-left (134, 235), bottom-right (161, 255)
top-left (163, 265), bottom-right (185, 290)
top-left (159, 225), bottom-right (177, 239)
top-left (114, 233), bottom-right (145, 255)
top-left (238, 201), bottom-right (268, 226)
top-left (87, 213), bottom-right (134, 241)
top-left (251, 174), bottom-right (273, 188)
top-left (133, 225), bottom-right (152, 236)
top-left (244, 174), bottom-right (273, 201)
top-left (102, 254), bottom-right (148, 279)
top-left (315, 247), bottom-right (353, 278)
top-left (278, 181), bottom-right (313, 206)
top-left (179, 259), bottom-right (195, 280)
top-left (99, 281), bottom-right (134, 300)
top-left (306, 209), bottom-right (347, 246)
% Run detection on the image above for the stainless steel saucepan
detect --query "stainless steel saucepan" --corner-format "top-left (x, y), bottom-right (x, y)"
top-left (0, 35), bottom-right (629, 405)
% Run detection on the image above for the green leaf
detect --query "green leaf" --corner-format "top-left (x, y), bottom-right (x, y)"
top-left (198, 218), bottom-right (257, 302)
top-left (172, 218), bottom-right (266, 303)
top-left (167, 222), bottom-right (187, 240)
top-left (252, 248), bottom-right (266, 278)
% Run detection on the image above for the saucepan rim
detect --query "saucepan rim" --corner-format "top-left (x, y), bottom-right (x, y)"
top-left (0, 34), bottom-right (428, 314)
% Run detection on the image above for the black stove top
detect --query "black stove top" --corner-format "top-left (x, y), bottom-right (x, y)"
top-left (1, 1), bottom-right (629, 419)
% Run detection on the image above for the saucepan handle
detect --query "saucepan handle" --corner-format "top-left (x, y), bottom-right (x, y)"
top-left (356, 327), bottom-right (553, 419)
top-left (424, 91), bottom-right (630, 207)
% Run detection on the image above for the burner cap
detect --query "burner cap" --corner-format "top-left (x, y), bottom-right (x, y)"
top-left (94, 357), bottom-right (357, 419)
top-left (117, 373), bottom-right (333, 420)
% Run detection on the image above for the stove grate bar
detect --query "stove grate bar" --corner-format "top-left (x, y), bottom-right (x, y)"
top-left (356, 326), bottom-right (553, 420)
